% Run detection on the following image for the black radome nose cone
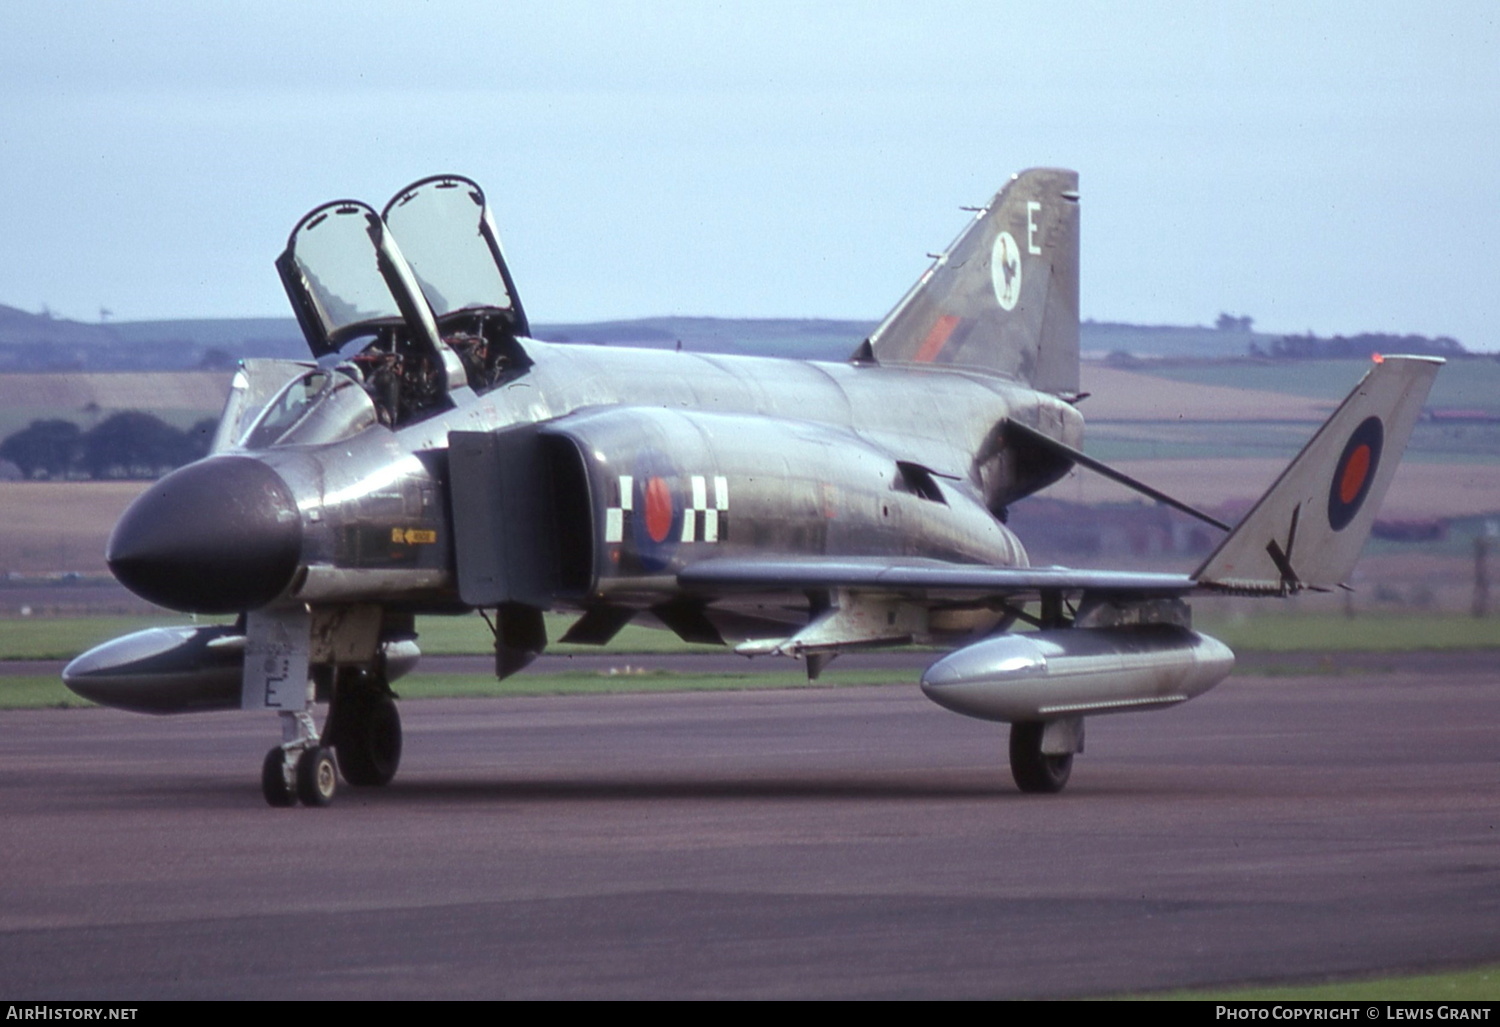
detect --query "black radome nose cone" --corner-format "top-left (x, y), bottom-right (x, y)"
top-left (107, 457), bottom-right (302, 613)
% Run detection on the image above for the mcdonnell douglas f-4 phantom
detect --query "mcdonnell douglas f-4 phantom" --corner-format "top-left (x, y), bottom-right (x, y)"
top-left (64, 170), bottom-right (1440, 806)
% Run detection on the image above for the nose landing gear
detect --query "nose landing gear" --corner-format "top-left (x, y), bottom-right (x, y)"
top-left (261, 708), bottom-right (338, 808)
top-left (297, 746), bottom-right (338, 806)
top-left (263, 744), bottom-right (339, 806)
top-left (259, 675), bottom-right (403, 807)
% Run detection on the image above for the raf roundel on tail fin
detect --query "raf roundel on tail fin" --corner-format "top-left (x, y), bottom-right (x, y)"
top-left (1194, 355), bottom-right (1441, 594)
top-left (1327, 416), bottom-right (1383, 531)
top-left (863, 168), bottom-right (1080, 397)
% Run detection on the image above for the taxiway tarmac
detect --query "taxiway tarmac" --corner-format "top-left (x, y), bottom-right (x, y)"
top-left (1, 660), bottom-right (1498, 999)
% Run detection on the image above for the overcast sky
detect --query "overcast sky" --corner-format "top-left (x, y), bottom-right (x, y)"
top-left (1, 2), bottom-right (1495, 349)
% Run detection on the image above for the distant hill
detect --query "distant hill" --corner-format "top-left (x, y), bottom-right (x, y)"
top-left (0, 306), bottom-right (877, 369)
top-left (530, 317), bottom-right (872, 361)
top-left (0, 304), bottom-right (126, 370)
top-left (0, 304), bottom-right (303, 371)
top-left (109, 318), bottom-right (309, 364)
top-left (1081, 320), bottom-right (1279, 360)
top-left (0, 303), bottom-right (1473, 370)
top-left (0, 307), bottom-right (881, 369)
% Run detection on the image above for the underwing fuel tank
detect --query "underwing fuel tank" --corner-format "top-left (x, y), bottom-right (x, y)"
top-left (63, 625), bottom-right (421, 715)
top-left (919, 626), bottom-right (1234, 723)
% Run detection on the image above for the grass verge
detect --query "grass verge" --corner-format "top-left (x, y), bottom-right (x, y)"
top-left (1120, 963), bottom-right (1500, 1001)
top-left (392, 668), bottom-right (914, 700)
top-left (0, 669), bottom-right (917, 711)
top-left (0, 612), bottom-right (719, 661)
top-left (0, 676), bottom-right (96, 709)
top-left (1193, 612), bottom-right (1500, 651)
top-left (4, 611), bottom-right (1497, 663)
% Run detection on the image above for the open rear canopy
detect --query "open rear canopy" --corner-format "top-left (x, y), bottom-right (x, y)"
top-left (382, 175), bottom-right (528, 336)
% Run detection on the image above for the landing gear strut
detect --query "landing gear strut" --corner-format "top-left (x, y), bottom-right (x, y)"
top-left (255, 659), bottom-right (404, 807)
top-left (261, 747), bottom-right (294, 807)
top-left (1009, 721), bottom-right (1074, 794)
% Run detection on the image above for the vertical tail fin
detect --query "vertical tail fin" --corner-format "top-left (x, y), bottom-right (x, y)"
top-left (1194, 355), bottom-right (1442, 593)
top-left (864, 168), bottom-right (1080, 397)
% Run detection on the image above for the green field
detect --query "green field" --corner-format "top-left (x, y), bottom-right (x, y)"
top-left (0, 675), bottom-right (93, 709)
top-left (7, 610), bottom-right (1497, 664)
top-left (411, 612), bottom-right (726, 656)
top-left (392, 667), bottom-right (914, 699)
top-left (0, 667), bottom-right (919, 711)
top-left (0, 615), bottom-right (213, 660)
top-left (1085, 420), bottom-right (1320, 462)
top-left (1123, 963), bottom-right (1500, 1001)
top-left (6, 610), bottom-right (1497, 714)
top-left (1135, 357), bottom-right (1500, 414)
top-left (0, 611), bottom-right (723, 661)
top-left (1086, 420), bottom-right (1500, 464)
top-left (0, 371), bottom-right (231, 441)
top-left (5, 610), bottom-right (1497, 665)
top-left (1193, 611), bottom-right (1500, 651)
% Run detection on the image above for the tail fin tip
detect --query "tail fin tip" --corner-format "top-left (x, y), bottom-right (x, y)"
top-left (865, 168), bottom-right (1080, 396)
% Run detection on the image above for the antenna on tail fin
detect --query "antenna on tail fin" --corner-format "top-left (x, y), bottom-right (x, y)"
top-left (860, 168), bottom-right (1080, 398)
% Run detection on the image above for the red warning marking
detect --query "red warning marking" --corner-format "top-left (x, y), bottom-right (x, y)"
top-left (644, 476), bottom-right (673, 543)
top-left (913, 314), bottom-right (960, 363)
top-left (1339, 445), bottom-right (1371, 504)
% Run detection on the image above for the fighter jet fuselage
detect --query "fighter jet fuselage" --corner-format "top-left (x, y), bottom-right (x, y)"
top-left (108, 339), bottom-right (1072, 620)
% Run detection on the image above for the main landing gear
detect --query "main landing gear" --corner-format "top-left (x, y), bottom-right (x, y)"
top-left (1008, 720), bottom-right (1075, 794)
top-left (259, 672), bottom-right (403, 807)
top-left (324, 679), bottom-right (402, 787)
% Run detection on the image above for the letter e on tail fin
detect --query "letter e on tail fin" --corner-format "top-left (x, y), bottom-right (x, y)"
top-left (1194, 355), bottom-right (1442, 593)
top-left (864, 168), bottom-right (1080, 397)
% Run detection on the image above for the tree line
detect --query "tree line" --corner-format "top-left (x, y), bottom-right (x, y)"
top-left (1251, 331), bottom-right (1465, 360)
top-left (1, 412), bottom-right (216, 480)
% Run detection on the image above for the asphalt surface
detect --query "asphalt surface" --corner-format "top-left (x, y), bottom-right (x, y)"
top-left (1, 655), bottom-right (1498, 999)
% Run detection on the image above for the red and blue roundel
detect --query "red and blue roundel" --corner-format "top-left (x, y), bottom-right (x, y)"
top-left (630, 450), bottom-right (680, 571)
top-left (1327, 416), bottom-right (1383, 532)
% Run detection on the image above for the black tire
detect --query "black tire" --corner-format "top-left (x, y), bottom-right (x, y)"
top-left (1009, 721), bottom-right (1073, 794)
top-left (296, 746), bottom-right (338, 807)
top-left (334, 694), bottom-right (402, 787)
top-left (261, 747), bottom-right (295, 807)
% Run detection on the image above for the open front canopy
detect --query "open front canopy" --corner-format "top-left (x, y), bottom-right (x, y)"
top-left (278, 202), bottom-right (403, 353)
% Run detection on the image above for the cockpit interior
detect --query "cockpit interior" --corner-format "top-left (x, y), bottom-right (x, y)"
top-left (270, 175), bottom-right (533, 435)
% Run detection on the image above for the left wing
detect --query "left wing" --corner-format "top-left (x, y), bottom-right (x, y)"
top-left (680, 558), bottom-right (1192, 603)
top-left (680, 557), bottom-right (1194, 659)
